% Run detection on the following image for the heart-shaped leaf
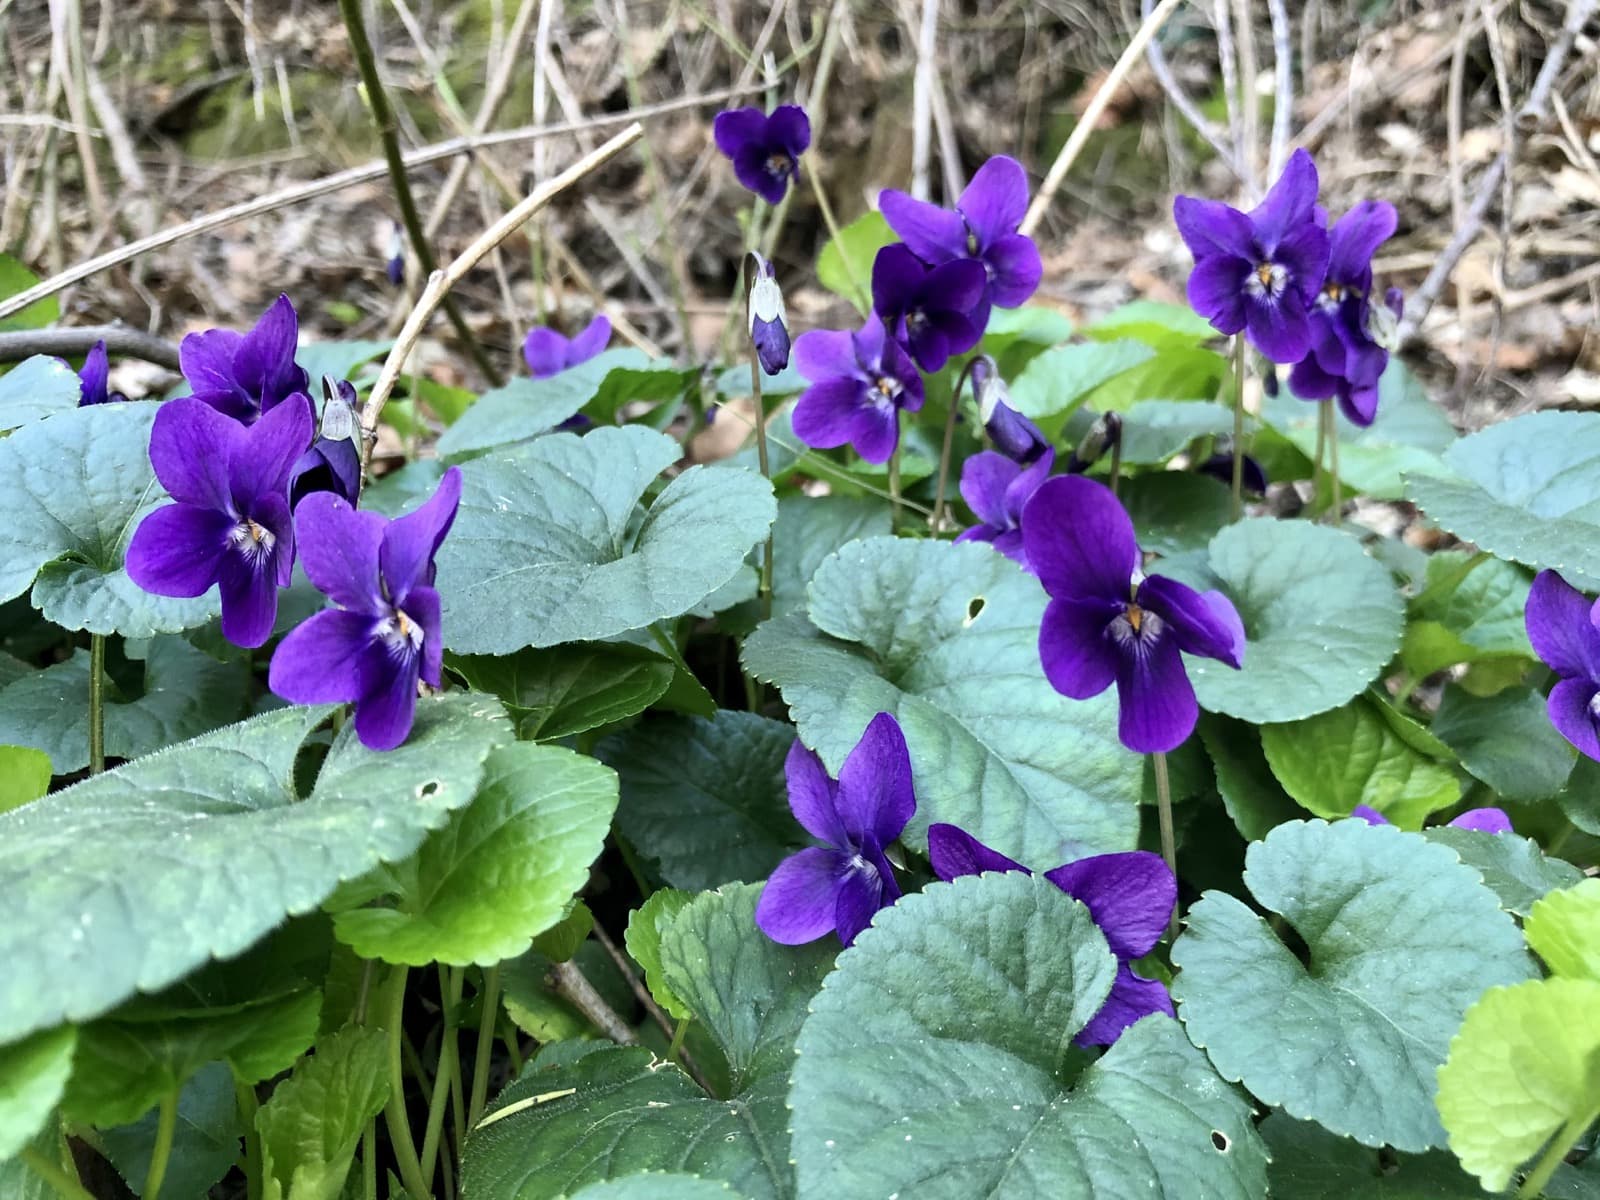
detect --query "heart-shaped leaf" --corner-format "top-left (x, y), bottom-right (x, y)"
top-left (256, 1027), bottom-right (390, 1200)
top-left (0, 356), bottom-right (81, 433)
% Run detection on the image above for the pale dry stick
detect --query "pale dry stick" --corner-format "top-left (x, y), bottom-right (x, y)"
top-left (1140, 0), bottom-right (1242, 182)
top-left (1553, 93), bottom-right (1600, 180)
top-left (0, 90), bottom-right (753, 325)
top-left (1446, 10), bottom-right (1473, 385)
top-left (1231, 0), bottom-right (1260, 194)
top-left (1214, 0), bottom-right (1241, 166)
top-left (1516, 0), bottom-right (1598, 131)
top-left (584, 196), bottom-right (674, 310)
top-left (358, 123), bottom-right (644, 469)
top-left (0, 324), bottom-right (180, 368)
top-left (1264, 0), bottom-right (1292, 181)
top-left (548, 238), bottom-right (665, 356)
top-left (910, 0), bottom-right (938, 201)
top-left (1021, 0), bottom-right (1188, 238)
top-left (548, 960), bottom-right (638, 1045)
top-left (0, 114), bottom-right (101, 134)
top-left (1496, 259), bottom-right (1600, 312)
top-left (51, 0), bottom-right (106, 226)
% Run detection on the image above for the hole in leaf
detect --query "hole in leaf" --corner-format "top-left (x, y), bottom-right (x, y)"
top-left (1210, 1131), bottom-right (1230, 1153)
top-left (417, 780), bottom-right (440, 799)
top-left (965, 596), bottom-right (986, 625)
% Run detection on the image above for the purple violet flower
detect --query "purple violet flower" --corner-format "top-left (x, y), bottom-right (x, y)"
top-left (523, 315), bottom-right (611, 380)
top-left (179, 293), bottom-right (312, 424)
top-left (871, 243), bottom-right (987, 373)
top-left (928, 823), bottom-right (1176, 1046)
top-left (1287, 201), bottom-right (1401, 426)
top-left (1021, 476), bottom-right (1245, 753)
top-left (386, 222), bottom-right (405, 287)
top-left (791, 313), bottom-right (925, 464)
top-left (1173, 148), bottom-right (1331, 363)
top-left (973, 357), bottom-right (1049, 464)
top-left (713, 104), bottom-right (810, 205)
top-left (1198, 449), bottom-right (1269, 495)
top-left (755, 712), bottom-right (916, 947)
top-left (1348, 805), bottom-right (1512, 834)
top-left (1526, 569), bottom-right (1600, 761)
top-left (290, 377), bottom-right (362, 507)
top-left (746, 252), bottom-right (791, 375)
top-left (268, 468), bottom-right (461, 751)
top-left (956, 448), bottom-right (1054, 567)
top-left (127, 396), bottom-right (311, 648)
top-left (76, 340), bottom-right (127, 406)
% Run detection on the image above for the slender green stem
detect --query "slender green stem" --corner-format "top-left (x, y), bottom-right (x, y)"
top-left (809, 170), bottom-right (865, 309)
top-left (1152, 751), bottom-right (1179, 940)
top-left (336, 0), bottom-right (500, 387)
top-left (467, 965), bottom-right (503, 1129)
top-left (1328, 400), bottom-right (1343, 522)
top-left (750, 337), bottom-right (773, 622)
top-left (87, 633), bottom-right (106, 774)
top-left (1108, 438), bottom-right (1123, 498)
top-left (144, 1089), bottom-right (179, 1200)
top-left (18, 1148), bottom-right (94, 1200)
top-left (888, 420), bottom-right (903, 535)
top-left (235, 1079), bottom-right (261, 1200)
top-left (361, 1121), bottom-right (377, 1200)
top-left (381, 967), bottom-right (432, 1200)
top-left (502, 1022), bottom-right (524, 1075)
top-left (667, 1017), bottom-right (690, 1064)
top-left (1230, 336), bottom-right (1246, 521)
top-left (420, 965), bottom-right (461, 1186)
top-left (934, 358), bottom-right (981, 535)
top-left (1517, 1104), bottom-right (1598, 1198)
top-left (1312, 398), bottom-right (1326, 505)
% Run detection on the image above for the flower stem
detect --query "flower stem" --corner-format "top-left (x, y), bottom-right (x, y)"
top-left (361, 1121), bottom-right (377, 1200)
top-left (888, 420), bottom-right (903, 535)
top-left (809, 169), bottom-right (867, 310)
top-left (381, 967), bottom-right (432, 1200)
top-left (1328, 401), bottom-right (1344, 523)
top-left (467, 965), bottom-right (502, 1130)
top-left (667, 1016), bottom-right (690, 1064)
top-left (143, 1089), bottom-right (178, 1200)
top-left (1152, 751), bottom-right (1179, 940)
top-left (18, 1148), bottom-right (94, 1200)
top-left (87, 633), bottom-right (105, 775)
top-left (1109, 437), bottom-right (1123, 498)
top-left (1517, 1104), bottom-right (1598, 1199)
top-left (1230, 336), bottom-right (1247, 521)
top-left (235, 1079), bottom-right (261, 1200)
top-left (749, 329), bottom-right (774, 622)
top-left (933, 362), bottom-right (980, 536)
top-left (1312, 399), bottom-right (1326, 505)
top-left (420, 964), bottom-right (461, 1185)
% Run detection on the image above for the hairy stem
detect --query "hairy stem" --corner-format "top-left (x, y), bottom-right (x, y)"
top-left (419, 965), bottom-right (461, 1186)
top-left (467, 965), bottom-right (503, 1129)
top-left (87, 633), bottom-right (105, 775)
top-left (1152, 751), bottom-right (1179, 940)
top-left (143, 1090), bottom-right (179, 1200)
top-left (1231, 336), bottom-right (1246, 521)
top-left (1517, 1104), bottom-right (1598, 1199)
top-left (381, 967), bottom-right (432, 1200)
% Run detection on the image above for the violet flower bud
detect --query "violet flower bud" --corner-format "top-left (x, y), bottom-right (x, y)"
top-left (1066, 412), bottom-right (1122, 474)
top-left (971, 356), bottom-right (1048, 465)
top-left (745, 251), bottom-right (790, 375)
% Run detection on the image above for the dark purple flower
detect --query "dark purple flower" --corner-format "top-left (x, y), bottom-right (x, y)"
top-left (127, 396), bottom-right (310, 648)
top-left (1198, 450), bottom-right (1269, 495)
top-left (746, 252), bottom-right (790, 375)
top-left (713, 104), bottom-right (810, 205)
top-left (791, 314), bottom-right (924, 464)
top-left (973, 357), bottom-right (1048, 464)
top-left (268, 468), bottom-right (461, 751)
top-left (386, 222), bottom-right (405, 287)
top-left (1526, 570), bottom-right (1600, 761)
top-left (523, 315), bottom-right (611, 380)
top-left (290, 378), bottom-right (362, 507)
top-left (1173, 148), bottom-right (1331, 363)
top-left (928, 823), bottom-right (1176, 1047)
top-left (1349, 804), bottom-right (1512, 834)
top-left (871, 243), bottom-right (987, 373)
top-left (1021, 476), bottom-right (1245, 753)
top-left (879, 155), bottom-right (1044, 317)
top-left (755, 713), bottom-right (915, 947)
top-left (956, 448), bottom-right (1054, 566)
top-left (1288, 200), bottom-right (1403, 426)
top-left (179, 293), bottom-right (311, 424)
top-left (76, 340), bottom-right (127, 406)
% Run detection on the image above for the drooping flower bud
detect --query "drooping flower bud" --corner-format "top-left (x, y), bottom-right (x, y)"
top-left (290, 375), bottom-right (362, 507)
top-left (1066, 411), bottom-right (1122, 474)
top-left (971, 356), bottom-right (1049, 465)
top-left (745, 251), bottom-right (791, 375)
top-left (1199, 448), bottom-right (1269, 495)
top-left (386, 222), bottom-right (404, 287)
top-left (1366, 287), bottom-right (1403, 351)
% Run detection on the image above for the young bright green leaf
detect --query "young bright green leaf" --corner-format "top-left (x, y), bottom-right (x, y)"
top-left (1431, 686), bottom-right (1576, 802)
top-left (816, 210), bottom-right (892, 311)
top-left (623, 889), bottom-right (694, 1021)
top-left (0, 356), bottom-right (81, 433)
top-left (0, 637), bottom-right (248, 774)
top-left (1525, 879), bottom-right (1600, 982)
top-left (0, 255), bottom-right (59, 331)
top-left (437, 426), bottom-right (775, 654)
top-left (1402, 552), bottom-right (1535, 681)
top-left (657, 885), bottom-right (833, 1093)
top-left (561, 1176), bottom-right (734, 1200)
top-left (1007, 340), bottom-right (1154, 421)
top-left (1081, 344), bottom-right (1227, 411)
top-left (1406, 411), bottom-right (1600, 587)
top-left (0, 403), bottom-right (220, 636)
top-left (1261, 697), bottom-right (1460, 827)
top-left (530, 901), bottom-right (593, 964)
top-left (743, 537), bottom-right (1140, 862)
top-left (332, 742), bottom-right (618, 967)
top-left (1424, 828), bottom-right (1584, 918)
top-left (99, 1062), bottom-right (242, 1200)
top-left (1177, 519), bottom-right (1405, 724)
top-left (294, 339), bottom-right (392, 384)
top-left (1083, 299), bottom-right (1215, 348)
top-left (1172, 819), bottom-right (1533, 1151)
top-left (1259, 1112), bottom-right (1489, 1198)
top-left (1198, 715), bottom-right (1301, 842)
top-left (1436, 978), bottom-right (1600, 1194)
top-left (448, 643), bottom-right (675, 742)
top-left (790, 872), bottom-right (1267, 1198)
top-left (600, 712), bottom-right (798, 891)
top-left (256, 1027), bottom-right (390, 1200)
top-left (0, 746), bottom-right (50, 813)
top-left (0, 1027), bottom-right (75, 1161)
top-left (978, 304), bottom-right (1073, 362)
top-left (0, 693), bottom-right (508, 1045)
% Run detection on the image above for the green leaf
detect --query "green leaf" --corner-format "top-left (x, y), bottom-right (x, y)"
top-left (657, 884), bottom-right (832, 1092)
top-left (1121, 471), bottom-right (1235, 557)
top-left (530, 902), bottom-right (593, 964)
top-left (1084, 300), bottom-right (1216, 349)
top-left (1436, 978), bottom-right (1600, 1193)
top-left (1263, 361), bottom-right (1457, 499)
top-left (1067, 399), bottom-right (1239, 464)
top-left (0, 637), bottom-right (248, 774)
top-left (585, 360), bottom-right (701, 427)
top-left (437, 426), bottom-right (775, 654)
top-left (623, 889), bottom-right (694, 1022)
top-left (1008, 340), bottom-right (1154, 421)
top-left (978, 305), bottom-right (1073, 362)
top-left (0, 356), bottom-right (81, 433)
top-left (1176, 519), bottom-right (1405, 724)
top-left (1406, 411), bottom-right (1600, 586)
top-left (1404, 552), bottom-right (1535, 675)
top-left (1260, 1112), bottom-right (1490, 1198)
top-left (449, 643), bottom-right (674, 741)
top-left (743, 537), bottom-right (1140, 861)
top-left (437, 368), bottom-right (600, 462)
top-left (257, 1027), bottom-right (390, 1200)
top-left (816, 211), bottom-right (891, 311)
top-left (0, 255), bottom-right (59, 332)
top-left (770, 495), bottom-right (891, 618)
top-left (600, 712), bottom-right (798, 891)
top-left (790, 872), bottom-right (1268, 1198)
top-left (1261, 697), bottom-right (1460, 827)
top-left (561, 1177), bottom-right (734, 1200)
top-left (294, 339), bottom-right (392, 384)
top-left (1425, 828), bottom-right (1585, 918)
top-left (1082, 345), bottom-right (1227, 412)
top-left (1558, 756), bottom-right (1600, 837)
top-left (1431, 686), bottom-right (1577, 802)
top-left (0, 694), bottom-right (508, 1045)
top-left (0, 403), bottom-right (220, 636)
top-left (461, 1047), bottom-right (791, 1199)
top-left (0, 746), bottom-right (50, 813)
top-left (99, 1062), bottom-right (242, 1200)
top-left (1198, 714), bottom-right (1301, 842)
top-left (1172, 819), bottom-right (1534, 1151)
top-left (332, 742), bottom-right (618, 967)
top-left (1526, 879), bottom-right (1600, 982)
top-left (0, 1027), bottom-right (75, 1161)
